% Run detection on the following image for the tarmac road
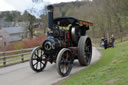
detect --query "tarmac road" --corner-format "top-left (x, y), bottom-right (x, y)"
top-left (0, 47), bottom-right (101, 85)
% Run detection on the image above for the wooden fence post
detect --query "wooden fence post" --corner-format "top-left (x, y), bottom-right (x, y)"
top-left (3, 52), bottom-right (6, 66)
top-left (21, 49), bottom-right (24, 62)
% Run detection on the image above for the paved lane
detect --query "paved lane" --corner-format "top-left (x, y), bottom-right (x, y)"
top-left (0, 47), bottom-right (101, 85)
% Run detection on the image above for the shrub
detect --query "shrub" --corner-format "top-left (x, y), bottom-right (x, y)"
top-left (23, 35), bottom-right (47, 48)
top-left (6, 43), bottom-right (15, 51)
top-left (14, 41), bottom-right (24, 50)
top-left (0, 35), bottom-right (47, 51)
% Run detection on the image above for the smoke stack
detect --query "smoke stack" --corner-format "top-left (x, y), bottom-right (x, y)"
top-left (47, 5), bottom-right (54, 30)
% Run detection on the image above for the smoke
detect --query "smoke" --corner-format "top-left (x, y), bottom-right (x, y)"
top-left (4, 0), bottom-right (79, 18)
top-left (27, 0), bottom-right (49, 18)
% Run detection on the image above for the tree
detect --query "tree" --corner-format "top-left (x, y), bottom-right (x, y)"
top-left (23, 11), bottom-right (36, 38)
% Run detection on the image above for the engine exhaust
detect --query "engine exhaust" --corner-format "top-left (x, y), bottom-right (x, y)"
top-left (47, 5), bottom-right (54, 30)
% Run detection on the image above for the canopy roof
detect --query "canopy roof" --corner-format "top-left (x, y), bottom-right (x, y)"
top-left (54, 17), bottom-right (93, 27)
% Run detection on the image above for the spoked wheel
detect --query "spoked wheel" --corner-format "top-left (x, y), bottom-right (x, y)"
top-left (78, 36), bottom-right (92, 66)
top-left (56, 48), bottom-right (74, 77)
top-left (30, 47), bottom-right (47, 72)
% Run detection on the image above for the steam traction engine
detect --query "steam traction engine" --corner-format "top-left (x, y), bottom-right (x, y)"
top-left (30, 5), bottom-right (93, 77)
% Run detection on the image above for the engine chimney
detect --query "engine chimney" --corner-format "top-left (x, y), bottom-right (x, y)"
top-left (47, 5), bottom-right (54, 30)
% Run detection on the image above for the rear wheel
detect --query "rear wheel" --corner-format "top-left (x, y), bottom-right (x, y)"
top-left (30, 47), bottom-right (47, 72)
top-left (56, 48), bottom-right (74, 77)
top-left (78, 36), bottom-right (92, 66)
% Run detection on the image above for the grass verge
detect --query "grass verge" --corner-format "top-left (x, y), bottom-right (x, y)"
top-left (59, 41), bottom-right (128, 85)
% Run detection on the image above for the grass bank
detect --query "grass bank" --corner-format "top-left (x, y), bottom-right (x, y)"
top-left (59, 41), bottom-right (128, 85)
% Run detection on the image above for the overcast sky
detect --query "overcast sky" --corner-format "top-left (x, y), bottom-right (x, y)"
top-left (0, 0), bottom-right (79, 12)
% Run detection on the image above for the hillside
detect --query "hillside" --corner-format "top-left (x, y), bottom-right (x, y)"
top-left (53, 0), bottom-right (128, 42)
top-left (0, 0), bottom-right (128, 41)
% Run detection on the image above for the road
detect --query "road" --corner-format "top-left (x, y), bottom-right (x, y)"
top-left (0, 47), bottom-right (101, 85)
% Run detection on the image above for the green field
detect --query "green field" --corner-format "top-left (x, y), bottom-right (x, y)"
top-left (59, 41), bottom-right (128, 85)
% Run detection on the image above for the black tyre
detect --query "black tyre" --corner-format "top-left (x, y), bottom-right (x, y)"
top-left (30, 47), bottom-right (47, 72)
top-left (78, 36), bottom-right (92, 66)
top-left (56, 48), bottom-right (74, 77)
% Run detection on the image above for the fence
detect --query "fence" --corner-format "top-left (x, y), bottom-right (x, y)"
top-left (0, 48), bottom-right (34, 67)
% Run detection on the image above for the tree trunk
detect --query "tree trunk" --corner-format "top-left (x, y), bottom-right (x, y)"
top-left (28, 23), bottom-right (33, 39)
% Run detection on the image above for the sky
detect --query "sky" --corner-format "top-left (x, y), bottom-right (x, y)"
top-left (0, 0), bottom-right (79, 12)
top-left (0, 0), bottom-right (82, 18)
top-left (0, 0), bottom-right (16, 11)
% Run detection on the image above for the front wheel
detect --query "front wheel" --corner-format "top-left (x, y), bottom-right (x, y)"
top-left (56, 48), bottom-right (74, 77)
top-left (30, 47), bottom-right (47, 72)
top-left (78, 36), bottom-right (92, 66)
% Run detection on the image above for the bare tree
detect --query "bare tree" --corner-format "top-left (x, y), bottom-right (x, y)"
top-left (23, 11), bottom-right (36, 38)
